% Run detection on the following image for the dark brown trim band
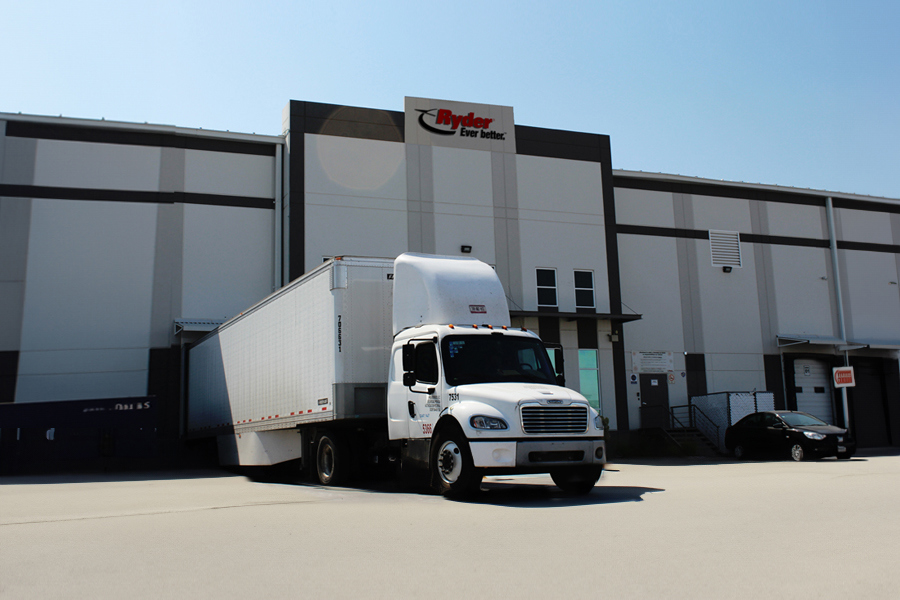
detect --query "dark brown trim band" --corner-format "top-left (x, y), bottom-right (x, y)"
top-left (6, 121), bottom-right (277, 156)
top-left (0, 184), bottom-right (274, 210)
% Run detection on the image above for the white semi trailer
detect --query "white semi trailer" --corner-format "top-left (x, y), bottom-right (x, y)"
top-left (187, 253), bottom-right (605, 495)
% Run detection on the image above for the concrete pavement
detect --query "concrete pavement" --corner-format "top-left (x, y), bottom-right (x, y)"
top-left (2, 454), bottom-right (899, 599)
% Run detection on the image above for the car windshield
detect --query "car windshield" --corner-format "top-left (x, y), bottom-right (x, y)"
top-left (441, 334), bottom-right (557, 386)
top-left (779, 412), bottom-right (828, 427)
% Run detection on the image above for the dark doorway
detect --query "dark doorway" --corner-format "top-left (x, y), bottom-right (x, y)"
top-left (849, 359), bottom-right (892, 447)
top-left (640, 373), bottom-right (670, 428)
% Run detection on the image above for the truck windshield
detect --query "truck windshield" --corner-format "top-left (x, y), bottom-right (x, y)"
top-left (441, 334), bottom-right (558, 386)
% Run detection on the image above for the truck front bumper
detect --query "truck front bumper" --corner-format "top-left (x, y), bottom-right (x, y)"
top-left (469, 438), bottom-right (605, 469)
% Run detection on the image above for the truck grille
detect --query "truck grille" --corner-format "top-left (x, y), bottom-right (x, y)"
top-left (521, 406), bottom-right (588, 434)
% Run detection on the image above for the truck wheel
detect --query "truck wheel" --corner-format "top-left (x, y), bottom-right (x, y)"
top-left (551, 466), bottom-right (602, 495)
top-left (431, 427), bottom-right (481, 497)
top-left (316, 432), bottom-right (349, 486)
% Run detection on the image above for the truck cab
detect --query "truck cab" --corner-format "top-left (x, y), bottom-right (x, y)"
top-left (387, 253), bottom-right (605, 495)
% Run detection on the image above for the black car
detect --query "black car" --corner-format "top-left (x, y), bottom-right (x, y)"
top-left (724, 411), bottom-right (856, 461)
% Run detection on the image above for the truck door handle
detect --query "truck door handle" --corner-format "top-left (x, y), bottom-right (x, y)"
top-left (408, 401), bottom-right (416, 418)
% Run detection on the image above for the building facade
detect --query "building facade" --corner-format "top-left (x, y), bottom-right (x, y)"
top-left (1, 97), bottom-right (898, 470)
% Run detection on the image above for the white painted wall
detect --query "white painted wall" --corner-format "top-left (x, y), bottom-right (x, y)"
top-left (17, 199), bottom-right (157, 401)
top-left (432, 147), bottom-right (496, 263)
top-left (691, 194), bottom-right (753, 234)
top-left (618, 234), bottom-right (685, 351)
top-left (693, 238), bottom-right (767, 393)
top-left (516, 154), bottom-right (607, 312)
top-left (614, 188), bottom-right (676, 228)
top-left (842, 249), bottom-right (900, 340)
top-left (305, 134), bottom-right (406, 199)
top-left (770, 246), bottom-right (835, 336)
top-left (184, 150), bottom-right (275, 199)
top-left (766, 202), bottom-right (825, 238)
top-left (33, 139), bottom-right (162, 191)
top-left (181, 204), bottom-right (274, 319)
top-left (304, 134), bottom-right (407, 271)
top-left (839, 208), bottom-right (893, 244)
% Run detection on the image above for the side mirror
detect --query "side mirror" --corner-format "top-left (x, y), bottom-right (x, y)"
top-left (402, 344), bottom-right (415, 373)
top-left (554, 348), bottom-right (565, 375)
top-left (403, 372), bottom-right (417, 387)
top-left (556, 374), bottom-right (566, 387)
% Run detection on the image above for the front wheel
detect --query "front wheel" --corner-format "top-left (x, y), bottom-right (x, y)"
top-left (790, 443), bottom-right (805, 462)
top-left (733, 444), bottom-right (747, 460)
top-left (551, 466), bottom-right (603, 495)
top-left (431, 428), bottom-right (482, 497)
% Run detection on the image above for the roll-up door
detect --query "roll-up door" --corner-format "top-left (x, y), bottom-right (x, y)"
top-left (793, 358), bottom-right (834, 423)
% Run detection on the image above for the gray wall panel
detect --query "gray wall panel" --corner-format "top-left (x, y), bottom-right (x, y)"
top-left (2, 137), bottom-right (37, 185)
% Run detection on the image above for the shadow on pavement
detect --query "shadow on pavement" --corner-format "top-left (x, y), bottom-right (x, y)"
top-left (451, 481), bottom-right (665, 508)
top-left (0, 467), bottom-right (235, 486)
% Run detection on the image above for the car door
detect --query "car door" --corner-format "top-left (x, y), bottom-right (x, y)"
top-left (763, 413), bottom-right (790, 456)
top-left (738, 413), bottom-right (766, 453)
top-left (405, 340), bottom-right (443, 439)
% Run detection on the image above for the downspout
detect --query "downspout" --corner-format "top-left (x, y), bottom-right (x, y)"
top-left (826, 197), bottom-right (851, 429)
top-left (274, 143), bottom-right (283, 291)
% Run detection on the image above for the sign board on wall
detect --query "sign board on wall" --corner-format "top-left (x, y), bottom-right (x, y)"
top-left (632, 351), bottom-right (674, 374)
top-left (405, 97), bottom-right (516, 153)
top-left (833, 366), bottom-right (856, 388)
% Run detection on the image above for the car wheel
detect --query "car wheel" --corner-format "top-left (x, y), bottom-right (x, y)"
top-left (837, 452), bottom-right (852, 460)
top-left (733, 444), bottom-right (746, 460)
top-left (790, 443), bottom-right (805, 462)
top-left (316, 432), bottom-right (349, 486)
top-left (551, 467), bottom-right (603, 494)
top-left (431, 426), bottom-right (482, 497)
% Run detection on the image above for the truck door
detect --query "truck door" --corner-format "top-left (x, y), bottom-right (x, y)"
top-left (405, 341), bottom-right (443, 439)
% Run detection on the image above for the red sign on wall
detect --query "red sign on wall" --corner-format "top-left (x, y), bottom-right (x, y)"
top-left (833, 366), bottom-right (856, 388)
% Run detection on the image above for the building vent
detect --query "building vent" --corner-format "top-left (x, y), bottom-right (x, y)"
top-left (709, 230), bottom-right (742, 268)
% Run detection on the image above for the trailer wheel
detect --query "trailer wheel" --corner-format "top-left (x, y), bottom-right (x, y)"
top-left (431, 426), bottom-right (482, 497)
top-left (550, 466), bottom-right (602, 495)
top-left (316, 432), bottom-right (349, 486)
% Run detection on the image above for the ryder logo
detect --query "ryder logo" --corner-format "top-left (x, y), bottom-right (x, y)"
top-left (416, 108), bottom-right (507, 140)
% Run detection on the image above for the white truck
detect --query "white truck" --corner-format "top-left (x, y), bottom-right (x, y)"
top-left (187, 253), bottom-right (605, 495)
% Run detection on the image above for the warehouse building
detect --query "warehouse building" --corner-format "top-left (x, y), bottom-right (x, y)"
top-left (1, 97), bottom-right (898, 471)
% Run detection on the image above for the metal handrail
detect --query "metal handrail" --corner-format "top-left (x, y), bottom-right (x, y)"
top-left (689, 404), bottom-right (722, 451)
top-left (668, 404), bottom-right (722, 452)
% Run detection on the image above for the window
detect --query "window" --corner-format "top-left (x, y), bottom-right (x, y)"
top-left (441, 335), bottom-right (556, 386)
top-left (536, 268), bottom-right (557, 310)
top-left (574, 270), bottom-right (595, 311)
top-left (415, 342), bottom-right (438, 385)
top-left (578, 349), bottom-right (601, 412)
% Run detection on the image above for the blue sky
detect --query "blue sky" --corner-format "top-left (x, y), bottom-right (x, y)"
top-left (3, 0), bottom-right (898, 198)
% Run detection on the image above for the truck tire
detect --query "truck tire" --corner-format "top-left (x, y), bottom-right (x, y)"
top-left (550, 466), bottom-right (602, 495)
top-left (316, 432), bottom-right (349, 486)
top-left (431, 426), bottom-right (482, 497)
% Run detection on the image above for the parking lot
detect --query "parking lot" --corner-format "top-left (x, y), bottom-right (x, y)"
top-left (2, 452), bottom-right (899, 599)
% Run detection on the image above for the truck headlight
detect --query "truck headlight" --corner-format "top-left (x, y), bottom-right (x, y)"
top-left (470, 415), bottom-right (508, 430)
top-left (594, 415), bottom-right (602, 430)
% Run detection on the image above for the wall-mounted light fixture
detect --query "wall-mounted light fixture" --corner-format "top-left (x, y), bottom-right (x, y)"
top-left (608, 332), bottom-right (619, 343)
top-left (722, 266), bottom-right (733, 273)
top-left (461, 245), bottom-right (472, 253)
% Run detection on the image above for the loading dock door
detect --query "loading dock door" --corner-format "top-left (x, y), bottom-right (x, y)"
top-left (849, 360), bottom-right (892, 447)
top-left (793, 358), bottom-right (834, 423)
top-left (640, 374), bottom-right (670, 428)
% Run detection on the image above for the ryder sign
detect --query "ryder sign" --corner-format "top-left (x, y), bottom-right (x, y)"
top-left (405, 97), bottom-right (516, 152)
